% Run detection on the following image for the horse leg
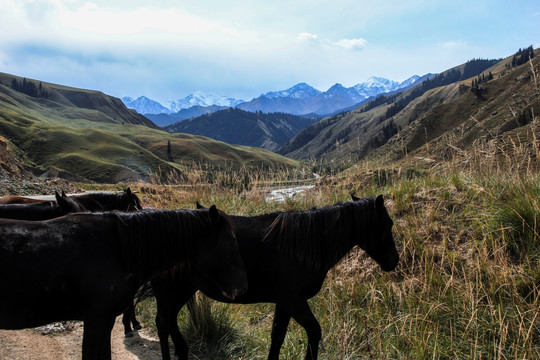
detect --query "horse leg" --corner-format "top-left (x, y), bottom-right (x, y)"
top-left (288, 300), bottom-right (321, 360)
top-left (130, 301), bottom-right (142, 330)
top-left (267, 304), bottom-right (292, 360)
top-left (131, 305), bottom-right (142, 330)
top-left (154, 282), bottom-right (197, 360)
top-left (122, 304), bottom-right (134, 336)
top-left (82, 316), bottom-right (116, 360)
top-left (155, 310), bottom-right (174, 360)
top-left (122, 301), bottom-right (142, 337)
top-left (169, 292), bottom-right (196, 359)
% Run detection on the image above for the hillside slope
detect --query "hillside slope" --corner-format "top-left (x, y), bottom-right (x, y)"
top-left (0, 73), bottom-right (157, 128)
top-left (279, 54), bottom-right (538, 167)
top-left (146, 105), bottom-right (228, 126)
top-left (165, 108), bottom-right (318, 151)
top-left (0, 136), bottom-right (78, 195)
top-left (0, 74), bottom-right (298, 183)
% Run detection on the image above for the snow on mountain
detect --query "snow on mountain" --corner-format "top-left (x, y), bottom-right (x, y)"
top-left (353, 77), bottom-right (400, 98)
top-left (399, 75), bottom-right (421, 88)
top-left (325, 83), bottom-right (364, 102)
top-left (122, 96), bottom-right (171, 115)
top-left (123, 74), bottom-right (430, 116)
top-left (168, 91), bottom-right (244, 112)
top-left (263, 83), bottom-right (321, 100)
top-left (352, 75), bottom-right (427, 100)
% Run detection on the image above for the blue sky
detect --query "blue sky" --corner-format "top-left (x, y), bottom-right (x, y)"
top-left (1, 0), bottom-right (539, 103)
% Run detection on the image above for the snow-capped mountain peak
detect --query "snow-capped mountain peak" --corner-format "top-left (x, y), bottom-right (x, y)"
top-left (123, 73), bottom-right (430, 116)
top-left (352, 76), bottom-right (423, 99)
top-left (168, 91), bottom-right (244, 112)
top-left (399, 75), bottom-right (421, 88)
top-left (263, 83), bottom-right (321, 100)
top-left (122, 96), bottom-right (171, 114)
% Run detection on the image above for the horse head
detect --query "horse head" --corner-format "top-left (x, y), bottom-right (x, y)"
top-left (120, 188), bottom-right (143, 211)
top-left (354, 194), bottom-right (399, 272)
top-left (189, 205), bottom-right (247, 300)
top-left (55, 191), bottom-right (87, 215)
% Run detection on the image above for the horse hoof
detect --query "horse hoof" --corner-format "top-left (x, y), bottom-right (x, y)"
top-left (133, 324), bottom-right (142, 330)
top-left (124, 331), bottom-right (135, 338)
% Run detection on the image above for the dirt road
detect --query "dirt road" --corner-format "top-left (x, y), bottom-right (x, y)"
top-left (0, 317), bottom-right (164, 360)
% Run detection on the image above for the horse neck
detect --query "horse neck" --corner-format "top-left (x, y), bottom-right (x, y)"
top-left (267, 199), bottom-right (375, 273)
top-left (96, 194), bottom-right (120, 210)
top-left (115, 210), bottom-right (204, 281)
top-left (77, 193), bottom-right (118, 210)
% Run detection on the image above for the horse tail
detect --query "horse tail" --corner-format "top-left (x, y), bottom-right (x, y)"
top-left (134, 281), bottom-right (154, 305)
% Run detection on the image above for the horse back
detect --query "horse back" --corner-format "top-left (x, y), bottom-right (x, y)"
top-left (192, 213), bottom-right (326, 304)
top-left (0, 215), bottom-right (133, 329)
top-left (0, 196), bottom-right (46, 204)
top-left (0, 201), bottom-right (60, 220)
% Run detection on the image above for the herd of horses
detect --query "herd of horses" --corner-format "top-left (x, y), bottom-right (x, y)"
top-left (0, 187), bottom-right (399, 360)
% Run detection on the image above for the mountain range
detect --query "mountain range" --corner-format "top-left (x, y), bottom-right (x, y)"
top-left (122, 92), bottom-right (243, 116)
top-left (122, 75), bottom-right (433, 122)
top-left (1, 46), bottom-right (536, 185)
top-left (278, 51), bottom-right (538, 167)
top-left (165, 108), bottom-right (318, 152)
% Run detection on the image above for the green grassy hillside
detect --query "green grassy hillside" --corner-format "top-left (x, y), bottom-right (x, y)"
top-left (0, 73), bottom-right (298, 183)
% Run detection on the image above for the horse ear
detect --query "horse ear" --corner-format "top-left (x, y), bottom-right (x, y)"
top-left (196, 201), bottom-right (205, 209)
top-left (351, 193), bottom-right (360, 201)
top-left (61, 190), bottom-right (67, 197)
top-left (55, 191), bottom-right (69, 209)
top-left (125, 187), bottom-right (132, 195)
top-left (208, 205), bottom-right (220, 224)
top-left (375, 195), bottom-right (384, 209)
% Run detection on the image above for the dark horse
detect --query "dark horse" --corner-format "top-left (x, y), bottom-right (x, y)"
top-left (0, 206), bottom-right (247, 360)
top-left (69, 187), bottom-right (143, 212)
top-left (0, 188), bottom-right (146, 334)
top-left (150, 195), bottom-right (399, 360)
top-left (0, 187), bottom-right (142, 212)
top-left (0, 190), bottom-right (87, 220)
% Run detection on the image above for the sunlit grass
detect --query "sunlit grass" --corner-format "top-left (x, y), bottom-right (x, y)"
top-left (123, 158), bottom-right (540, 359)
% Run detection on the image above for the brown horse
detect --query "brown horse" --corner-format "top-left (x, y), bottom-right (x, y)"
top-left (0, 187), bottom-right (141, 212)
top-left (0, 191), bottom-right (87, 220)
top-left (0, 196), bottom-right (45, 204)
top-left (69, 188), bottom-right (142, 212)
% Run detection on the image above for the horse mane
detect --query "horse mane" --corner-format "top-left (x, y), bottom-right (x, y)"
top-left (263, 198), bottom-right (376, 271)
top-left (75, 193), bottom-right (123, 209)
top-left (112, 209), bottom-right (212, 279)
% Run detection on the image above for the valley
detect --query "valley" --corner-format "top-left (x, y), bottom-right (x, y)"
top-left (0, 45), bottom-right (538, 360)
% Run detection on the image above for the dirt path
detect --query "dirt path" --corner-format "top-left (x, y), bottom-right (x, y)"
top-left (0, 317), bottom-right (164, 360)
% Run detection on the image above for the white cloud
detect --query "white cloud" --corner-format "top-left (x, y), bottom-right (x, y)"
top-left (297, 32), bottom-right (321, 45)
top-left (298, 32), bottom-right (367, 51)
top-left (0, 0), bottom-right (257, 53)
top-left (335, 38), bottom-right (368, 51)
top-left (1, 0), bottom-right (536, 102)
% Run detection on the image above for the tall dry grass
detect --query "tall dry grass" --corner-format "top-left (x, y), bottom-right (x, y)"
top-left (98, 62), bottom-right (540, 359)
top-left (126, 152), bottom-right (539, 359)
